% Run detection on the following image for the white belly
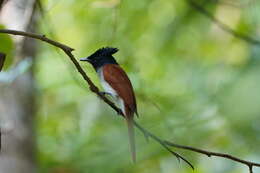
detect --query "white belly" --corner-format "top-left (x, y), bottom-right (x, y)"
top-left (97, 67), bottom-right (126, 115)
top-left (97, 67), bottom-right (117, 97)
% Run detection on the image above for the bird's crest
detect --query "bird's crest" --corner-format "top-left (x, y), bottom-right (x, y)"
top-left (88, 47), bottom-right (118, 59)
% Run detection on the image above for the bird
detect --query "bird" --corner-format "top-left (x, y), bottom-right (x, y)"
top-left (80, 47), bottom-right (138, 162)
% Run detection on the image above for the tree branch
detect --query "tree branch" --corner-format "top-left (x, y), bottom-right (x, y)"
top-left (0, 29), bottom-right (192, 167)
top-left (1, 29), bottom-right (260, 172)
top-left (187, 0), bottom-right (260, 46)
top-left (133, 120), bottom-right (194, 169)
top-left (0, 29), bottom-right (121, 114)
top-left (0, 29), bottom-right (74, 52)
top-left (164, 141), bottom-right (260, 172)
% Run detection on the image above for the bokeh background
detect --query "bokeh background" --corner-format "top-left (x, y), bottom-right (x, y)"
top-left (0, 0), bottom-right (260, 173)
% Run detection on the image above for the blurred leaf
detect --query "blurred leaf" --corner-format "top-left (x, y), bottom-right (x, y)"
top-left (35, 0), bottom-right (260, 172)
top-left (0, 52), bottom-right (5, 71)
top-left (0, 57), bottom-right (32, 83)
top-left (0, 24), bottom-right (14, 70)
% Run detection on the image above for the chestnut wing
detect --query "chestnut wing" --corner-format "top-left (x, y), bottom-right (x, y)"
top-left (103, 64), bottom-right (137, 116)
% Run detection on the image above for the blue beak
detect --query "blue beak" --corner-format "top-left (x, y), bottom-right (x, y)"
top-left (80, 57), bottom-right (90, 62)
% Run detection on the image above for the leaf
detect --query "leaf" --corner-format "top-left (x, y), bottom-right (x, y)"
top-left (0, 52), bottom-right (5, 71)
top-left (0, 24), bottom-right (14, 70)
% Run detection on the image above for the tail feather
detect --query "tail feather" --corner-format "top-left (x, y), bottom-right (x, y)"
top-left (126, 117), bottom-right (136, 163)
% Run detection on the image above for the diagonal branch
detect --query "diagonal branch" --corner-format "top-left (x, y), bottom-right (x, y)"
top-left (164, 140), bottom-right (260, 168)
top-left (1, 29), bottom-right (260, 172)
top-left (0, 28), bottom-right (192, 167)
top-left (133, 120), bottom-right (194, 169)
top-left (0, 29), bottom-right (74, 52)
top-left (164, 140), bottom-right (260, 172)
top-left (135, 121), bottom-right (260, 173)
top-left (0, 29), bottom-right (121, 114)
top-left (187, 0), bottom-right (260, 46)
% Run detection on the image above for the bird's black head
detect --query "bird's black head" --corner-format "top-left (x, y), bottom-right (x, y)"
top-left (80, 47), bottom-right (119, 71)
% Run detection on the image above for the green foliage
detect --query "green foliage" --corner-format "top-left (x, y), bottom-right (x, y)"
top-left (36, 0), bottom-right (260, 173)
top-left (0, 24), bottom-right (14, 69)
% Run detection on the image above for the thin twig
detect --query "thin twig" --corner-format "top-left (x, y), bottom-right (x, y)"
top-left (187, 0), bottom-right (260, 46)
top-left (1, 29), bottom-right (260, 172)
top-left (133, 120), bottom-right (194, 169)
top-left (0, 29), bottom-right (121, 114)
top-left (0, 29), bottom-right (74, 52)
top-left (164, 141), bottom-right (260, 171)
top-left (0, 28), bottom-right (191, 167)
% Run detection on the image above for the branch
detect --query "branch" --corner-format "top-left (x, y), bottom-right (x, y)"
top-left (0, 29), bottom-right (74, 52)
top-left (1, 29), bottom-right (260, 172)
top-left (133, 121), bottom-right (194, 169)
top-left (0, 29), bottom-right (121, 113)
top-left (163, 141), bottom-right (260, 173)
top-left (0, 29), bottom-right (192, 167)
top-left (187, 0), bottom-right (260, 46)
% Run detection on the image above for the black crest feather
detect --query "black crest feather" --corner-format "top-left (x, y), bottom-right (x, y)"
top-left (88, 47), bottom-right (118, 59)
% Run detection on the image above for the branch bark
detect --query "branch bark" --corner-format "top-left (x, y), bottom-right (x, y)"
top-left (1, 29), bottom-right (260, 172)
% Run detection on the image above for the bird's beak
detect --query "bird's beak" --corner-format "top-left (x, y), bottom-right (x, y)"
top-left (80, 57), bottom-right (90, 62)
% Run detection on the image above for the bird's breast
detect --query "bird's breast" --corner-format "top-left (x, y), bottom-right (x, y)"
top-left (97, 67), bottom-right (118, 98)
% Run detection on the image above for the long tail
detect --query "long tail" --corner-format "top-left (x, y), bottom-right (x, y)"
top-left (126, 117), bottom-right (136, 163)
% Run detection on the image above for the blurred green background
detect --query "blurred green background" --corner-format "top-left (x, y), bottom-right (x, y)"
top-left (1, 0), bottom-right (260, 173)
